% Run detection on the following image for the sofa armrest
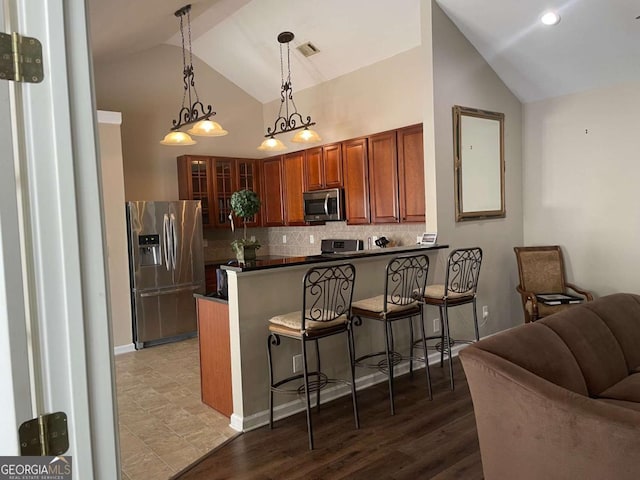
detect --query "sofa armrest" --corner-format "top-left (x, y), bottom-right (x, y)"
top-left (566, 283), bottom-right (594, 301)
top-left (460, 347), bottom-right (640, 480)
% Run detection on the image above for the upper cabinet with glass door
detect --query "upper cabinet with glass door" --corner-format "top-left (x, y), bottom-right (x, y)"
top-left (177, 156), bottom-right (261, 229)
top-left (453, 106), bottom-right (505, 221)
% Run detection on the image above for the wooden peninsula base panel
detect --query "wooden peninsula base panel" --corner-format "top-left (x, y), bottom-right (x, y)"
top-left (196, 295), bottom-right (232, 417)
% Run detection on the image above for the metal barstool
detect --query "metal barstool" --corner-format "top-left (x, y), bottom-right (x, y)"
top-left (420, 247), bottom-right (482, 391)
top-left (351, 254), bottom-right (432, 415)
top-left (267, 263), bottom-right (359, 450)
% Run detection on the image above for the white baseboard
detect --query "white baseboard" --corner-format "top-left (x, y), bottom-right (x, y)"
top-left (113, 343), bottom-right (135, 355)
top-left (229, 414), bottom-right (243, 432)
top-left (234, 343), bottom-right (468, 432)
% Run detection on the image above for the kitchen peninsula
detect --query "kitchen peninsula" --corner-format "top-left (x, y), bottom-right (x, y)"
top-left (196, 243), bottom-right (448, 432)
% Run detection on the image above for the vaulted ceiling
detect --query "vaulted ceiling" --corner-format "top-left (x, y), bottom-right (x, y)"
top-left (89, 0), bottom-right (640, 104)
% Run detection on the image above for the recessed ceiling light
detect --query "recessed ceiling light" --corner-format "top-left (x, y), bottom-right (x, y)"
top-left (541, 11), bottom-right (561, 26)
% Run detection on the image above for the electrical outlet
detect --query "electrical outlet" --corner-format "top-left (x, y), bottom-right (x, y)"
top-left (482, 305), bottom-right (489, 320)
top-left (293, 354), bottom-right (303, 373)
top-left (203, 239), bottom-right (208, 247)
top-left (309, 235), bottom-right (314, 244)
top-left (250, 235), bottom-right (256, 242)
top-left (282, 235), bottom-right (287, 244)
top-left (433, 318), bottom-right (440, 333)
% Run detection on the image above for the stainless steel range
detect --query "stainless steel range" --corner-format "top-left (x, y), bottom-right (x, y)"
top-left (320, 238), bottom-right (364, 254)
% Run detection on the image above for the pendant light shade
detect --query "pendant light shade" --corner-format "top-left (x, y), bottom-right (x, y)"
top-left (160, 131), bottom-right (197, 146)
top-left (257, 137), bottom-right (287, 151)
top-left (258, 31), bottom-right (320, 151)
top-left (187, 119), bottom-right (228, 137)
top-left (161, 4), bottom-right (227, 145)
top-left (291, 127), bottom-right (321, 143)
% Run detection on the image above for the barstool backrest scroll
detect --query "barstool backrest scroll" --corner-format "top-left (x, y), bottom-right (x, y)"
top-left (384, 254), bottom-right (430, 311)
top-left (445, 248), bottom-right (482, 297)
top-left (302, 263), bottom-right (356, 329)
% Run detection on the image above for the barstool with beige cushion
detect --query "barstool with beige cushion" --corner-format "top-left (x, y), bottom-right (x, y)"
top-left (422, 247), bottom-right (482, 391)
top-left (266, 263), bottom-right (358, 450)
top-left (351, 254), bottom-right (431, 415)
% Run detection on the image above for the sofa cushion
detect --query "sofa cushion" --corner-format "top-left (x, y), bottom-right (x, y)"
top-left (597, 398), bottom-right (640, 413)
top-left (584, 293), bottom-right (640, 373)
top-left (540, 307), bottom-right (628, 396)
top-left (598, 374), bottom-right (640, 403)
top-left (468, 322), bottom-right (588, 395)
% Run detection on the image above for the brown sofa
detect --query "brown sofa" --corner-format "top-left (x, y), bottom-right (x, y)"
top-left (460, 293), bottom-right (640, 480)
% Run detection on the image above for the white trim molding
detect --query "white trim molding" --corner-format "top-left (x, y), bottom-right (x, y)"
top-left (113, 343), bottom-right (136, 356)
top-left (97, 110), bottom-right (122, 125)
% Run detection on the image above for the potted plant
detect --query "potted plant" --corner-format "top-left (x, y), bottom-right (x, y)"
top-left (230, 189), bottom-right (261, 262)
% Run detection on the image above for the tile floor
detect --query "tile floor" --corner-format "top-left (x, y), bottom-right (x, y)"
top-left (115, 338), bottom-right (238, 480)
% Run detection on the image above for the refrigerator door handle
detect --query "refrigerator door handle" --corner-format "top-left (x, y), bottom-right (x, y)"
top-left (139, 284), bottom-right (201, 298)
top-left (163, 213), bottom-right (171, 271)
top-left (170, 213), bottom-right (177, 271)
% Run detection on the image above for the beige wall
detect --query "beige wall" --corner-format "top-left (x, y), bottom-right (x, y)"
top-left (260, 46), bottom-right (424, 153)
top-left (94, 44), bottom-right (264, 201)
top-left (430, 2), bottom-right (524, 334)
top-left (523, 81), bottom-right (640, 295)
top-left (97, 113), bottom-right (132, 349)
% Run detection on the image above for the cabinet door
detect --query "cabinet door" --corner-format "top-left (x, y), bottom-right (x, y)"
top-left (368, 131), bottom-right (399, 223)
top-left (282, 151), bottom-right (306, 226)
top-left (398, 124), bottom-right (426, 222)
top-left (236, 158), bottom-right (261, 227)
top-left (304, 147), bottom-right (323, 191)
top-left (177, 155), bottom-right (213, 227)
top-left (323, 143), bottom-right (343, 188)
top-left (261, 157), bottom-right (285, 227)
top-left (212, 158), bottom-right (236, 228)
top-left (342, 138), bottom-right (370, 225)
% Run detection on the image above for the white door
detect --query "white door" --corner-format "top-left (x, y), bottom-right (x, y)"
top-left (0, 1), bottom-right (119, 478)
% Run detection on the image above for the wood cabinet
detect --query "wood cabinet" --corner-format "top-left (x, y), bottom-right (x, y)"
top-left (261, 156), bottom-right (285, 226)
top-left (235, 158), bottom-right (261, 228)
top-left (368, 131), bottom-right (399, 223)
top-left (282, 151), bottom-right (306, 226)
top-left (197, 297), bottom-right (232, 417)
top-left (177, 155), bottom-right (214, 226)
top-left (397, 124), bottom-right (426, 222)
top-left (177, 155), bottom-right (260, 229)
top-left (342, 138), bottom-right (370, 225)
top-left (305, 143), bottom-right (343, 191)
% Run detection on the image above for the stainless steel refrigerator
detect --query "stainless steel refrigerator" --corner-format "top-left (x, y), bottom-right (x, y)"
top-left (126, 201), bottom-right (205, 349)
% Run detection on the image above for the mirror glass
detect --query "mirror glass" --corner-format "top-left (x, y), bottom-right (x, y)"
top-left (453, 105), bottom-right (505, 221)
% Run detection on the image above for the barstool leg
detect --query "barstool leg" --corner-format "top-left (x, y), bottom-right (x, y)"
top-left (384, 320), bottom-right (395, 415)
top-left (438, 306), bottom-right (445, 368)
top-left (418, 308), bottom-right (433, 400)
top-left (267, 333), bottom-right (279, 429)
top-left (442, 306), bottom-right (455, 391)
top-left (315, 338), bottom-right (321, 411)
top-left (301, 339), bottom-right (314, 450)
top-left (472, 298), bottom-right (480, 341)
top-left (346, 325), bottom-right (360, 429)
top-left (409, 317), bottom-right (415, 378)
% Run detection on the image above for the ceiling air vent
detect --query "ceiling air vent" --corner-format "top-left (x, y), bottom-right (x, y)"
top-left (296, 41), bottom-right (320, 58)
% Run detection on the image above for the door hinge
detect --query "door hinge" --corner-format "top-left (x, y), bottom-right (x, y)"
top-left (18, 412), bottom-right (69, 456)
top-left (0, 32), bottom-right (44, 83)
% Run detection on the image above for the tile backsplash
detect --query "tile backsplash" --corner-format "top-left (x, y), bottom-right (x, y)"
top-left (203, 222), bottom-right (425, 262)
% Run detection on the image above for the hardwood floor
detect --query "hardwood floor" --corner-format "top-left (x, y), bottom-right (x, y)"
top-left (176, 359), bottom-right (483, 480)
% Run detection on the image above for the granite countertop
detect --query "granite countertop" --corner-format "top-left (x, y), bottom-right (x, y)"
top-left (221, 244), bottom-right (449, 273)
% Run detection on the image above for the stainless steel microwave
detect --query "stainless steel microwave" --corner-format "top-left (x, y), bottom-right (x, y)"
top-left (303, 188), bottom-right (344, 222)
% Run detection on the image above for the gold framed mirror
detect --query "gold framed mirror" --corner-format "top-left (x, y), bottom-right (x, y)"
top-left (453, 105), bottom-right (505, 221)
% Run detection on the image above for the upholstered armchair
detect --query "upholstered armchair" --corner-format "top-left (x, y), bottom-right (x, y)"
top-left (514, 245), bottom-right (593, 323)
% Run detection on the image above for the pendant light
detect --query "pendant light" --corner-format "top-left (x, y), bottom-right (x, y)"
top-left (258, 31), bottom-right (321, 151)
top-left (160, 4), bottom-right (228, 146)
